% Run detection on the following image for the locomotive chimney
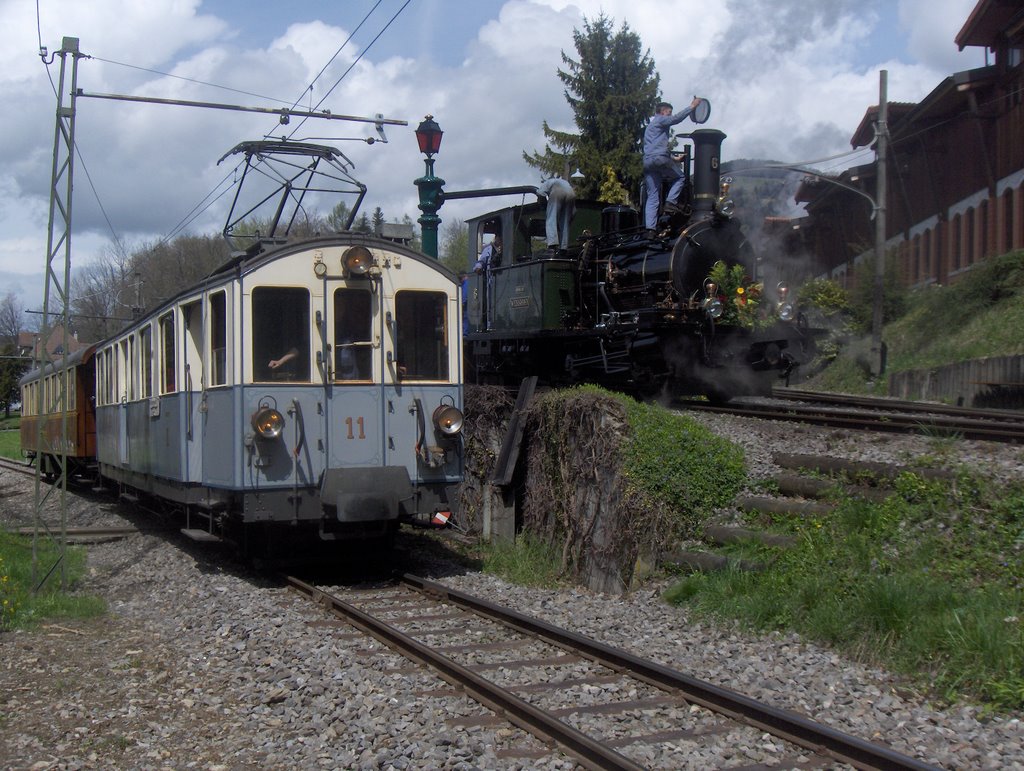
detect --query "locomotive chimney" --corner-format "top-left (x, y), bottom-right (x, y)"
top-left (690, 129), bottom-right (726, 213)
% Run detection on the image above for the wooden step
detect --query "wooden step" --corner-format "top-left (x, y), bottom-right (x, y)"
top-left (772, 453), bottom-right (952, 481)
top-left (704, 525), bottom-right (797, 548)
top-left (736, 495), bottom-right (834, 518)
top-left (773, 472), bottom-right (892, 503)
top-left (663, 549), bottom-right (765, 573)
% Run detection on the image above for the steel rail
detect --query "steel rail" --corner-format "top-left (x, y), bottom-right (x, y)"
top-left (0, 457), bottom-right (36, 478)
top-left (401, 574), bottom-right (942, 771)
top-left (10, 526), bottom-right (144, 538)
top-left (681, 400), bottom-right (1024, 443)
top-left (286, 575), bottom-right (645, 771)
top-left (773, 387), bottom-right (1024, 423)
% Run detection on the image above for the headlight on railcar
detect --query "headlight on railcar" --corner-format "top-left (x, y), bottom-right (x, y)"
top-left (433, 404), bottom-right (464, 437)
top-left (432, 405), bottom-right (464, 437)
top-left (342, 246), bottom-right (373, 277)
top-left (778, 302), bottom-right (795, 321)
top-left (715, 198), bottom-right (735, 218)
top-left (251, 407), bottom-right (285, 439)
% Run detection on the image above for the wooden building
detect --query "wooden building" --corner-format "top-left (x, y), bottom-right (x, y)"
top-left (796, 0), bottom-right (1024, 288)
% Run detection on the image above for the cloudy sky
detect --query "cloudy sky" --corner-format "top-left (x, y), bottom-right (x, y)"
top-left (1, 0), bottom-right (986, 310)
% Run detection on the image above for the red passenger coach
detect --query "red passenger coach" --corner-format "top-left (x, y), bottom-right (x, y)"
top-left (19, 345), bottom-right (99, 479)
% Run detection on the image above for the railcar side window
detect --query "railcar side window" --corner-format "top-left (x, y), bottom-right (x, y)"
top-left (159, 313), bottom-right (176, 394)
top-left (105, 348), bottom-right (115, 404)
top-left (252, 287), bottom-right (310, 383)
top-left (128, 335), bottom-right (138, 401)
top-left (118, 340), bottom-right (128, 402)
top-left (394, 291), bottom-right (448, 381)
top-left (140, 326), bottom-right (153, 399)
top-left (210, 291), bottom-right (228, 387)
top-left (183, 300), bottom-right (203, 391)
top-left (333, 288), bottom-right (372, 381)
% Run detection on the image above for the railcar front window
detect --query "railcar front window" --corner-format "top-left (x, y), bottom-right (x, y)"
top-left (333, 288), bottom-right (372, 381)
top-left (395, 291), bottom-right (448, 381)
top-left (252, 287), bottom-right (311, 383)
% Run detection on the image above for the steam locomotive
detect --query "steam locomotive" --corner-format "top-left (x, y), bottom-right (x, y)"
top-left (462, 129), bottom-right (815, 400)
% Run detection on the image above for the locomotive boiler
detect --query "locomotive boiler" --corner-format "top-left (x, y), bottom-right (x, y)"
top-left (463, 129), bottom-right (815, 400)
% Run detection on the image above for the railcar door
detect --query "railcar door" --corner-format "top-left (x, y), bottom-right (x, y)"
top-left (325, 284), bottom-right (385, 468)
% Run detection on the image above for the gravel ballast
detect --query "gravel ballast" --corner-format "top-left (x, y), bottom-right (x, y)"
top-left (1, 414), bottom-right (1023, 769)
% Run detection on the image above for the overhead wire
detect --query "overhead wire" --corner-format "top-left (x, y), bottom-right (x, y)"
top-left (159, 0), bottom-right (406, 243)
top-left (284, 0), bottom-right (412, 140)
top-left (89, 55), bottom-right (296, 106)
top-left (33, 0), bottom-right (403, 255)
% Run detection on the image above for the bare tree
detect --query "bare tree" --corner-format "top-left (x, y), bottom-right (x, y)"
top-left (0, 291), bottom-right (27, 417)
top-left (0, 291), bottom-right (23, 347)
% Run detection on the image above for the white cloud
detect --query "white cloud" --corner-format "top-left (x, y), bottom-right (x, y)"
top-left (0, 0), bottom-right (991, 313)
top-left (900, 0), bottom-right (982, 70)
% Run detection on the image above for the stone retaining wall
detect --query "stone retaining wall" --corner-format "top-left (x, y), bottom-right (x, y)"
top-left (888, 354), bottom-right (1024, 408)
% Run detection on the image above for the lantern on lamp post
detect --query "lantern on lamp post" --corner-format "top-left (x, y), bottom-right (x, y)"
top-left (414, 115), bottom-right (445, 259)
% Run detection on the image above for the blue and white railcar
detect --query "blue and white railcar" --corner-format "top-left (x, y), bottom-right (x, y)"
top-left (93, 234), bottom-right (464, 552)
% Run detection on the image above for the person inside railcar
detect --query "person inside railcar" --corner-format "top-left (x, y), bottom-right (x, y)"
top-left (268, 347), bottom-right (298, 371)
top-left (642, 97), bottom-right (701, 231)
top-left (333, 286), bottom-right (373, 380)
top-left (252, 286), bottom-right (311, 382)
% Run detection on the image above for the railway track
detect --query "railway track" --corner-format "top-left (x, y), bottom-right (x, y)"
top-left (0, 455), bottom-right (36, 479)
top-left (288, 573), bottom-right (940, 771)
top-left (677, 388), bottom-right (1024, 443)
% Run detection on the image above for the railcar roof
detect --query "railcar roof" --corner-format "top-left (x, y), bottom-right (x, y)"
top-left (19, 343), bottom-right (99, 386)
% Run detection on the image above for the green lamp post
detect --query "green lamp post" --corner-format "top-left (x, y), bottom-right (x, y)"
top-left (414, 115), bottom-right (445, 259)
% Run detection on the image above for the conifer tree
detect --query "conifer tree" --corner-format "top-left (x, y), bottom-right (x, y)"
top-left (524, 14), bottom-right (660, 203)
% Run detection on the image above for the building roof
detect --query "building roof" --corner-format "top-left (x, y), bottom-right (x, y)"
top-left (850, 103), bottom-right (915, 149)
top-left (22, 325), bottom-right (89, 360)
top-left (956, 0), bottom-right (1024, 50)
top-left (849, 66), bottom-right (996, 150)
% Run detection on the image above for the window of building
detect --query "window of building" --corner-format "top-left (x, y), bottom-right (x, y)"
top-left (965, 207), bottom-right (975, 265)
top-left (251, 287), bottom-right (310, 382)
top-left (923, 230), bottom-right (931, 277)
top-left (395, 290), bottom-right (448, 381)
top-left (952, 214), bottom-right (962, 271)
top-left (979, 199), bottom-right (988, 260)
top-left (1005, 189), bottom-right (1015, 252)
top-left (333, 288), bottom-right (373, 381)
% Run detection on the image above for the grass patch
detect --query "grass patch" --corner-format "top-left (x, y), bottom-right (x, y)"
top-left (664, 472), bottom-right (1024, 711)
top-left (478, 532), bottom-right (565, 588)
top-left (801, 249), bottom-right (1024, 396)
top-left (0, 428), bottom-right (22, 461)
top-left (0, 530), bottom-right (106, 630)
